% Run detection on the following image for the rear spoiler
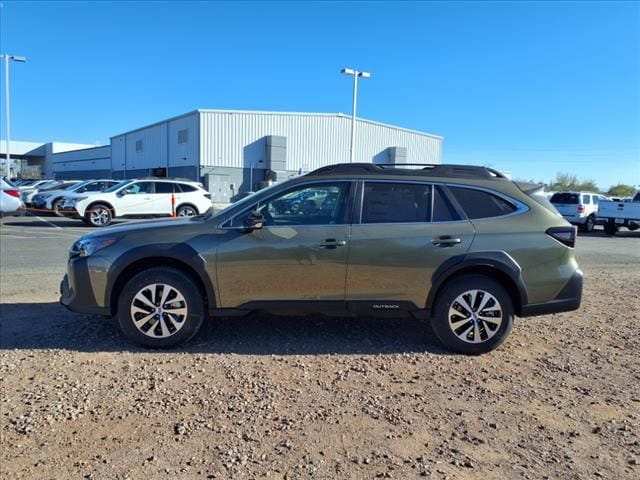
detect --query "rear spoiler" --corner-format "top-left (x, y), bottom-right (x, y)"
top-left (515, 182), bottom-right (560, 215)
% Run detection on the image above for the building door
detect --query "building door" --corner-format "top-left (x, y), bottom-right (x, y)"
top-left (207, 174), bottom-right (230, 203)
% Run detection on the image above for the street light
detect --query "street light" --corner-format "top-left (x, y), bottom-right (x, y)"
top-left (341, 67), bottom-right (371, 163)
top-left (1, 54), bottom-right (27, 178)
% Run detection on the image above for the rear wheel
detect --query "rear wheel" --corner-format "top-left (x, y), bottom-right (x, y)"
top-left (117, 267), bottom-right (205, 348)
top-left (86, 204), bottom-right (113, 227)
top-left (431, 275), bottom-right (514, 355)
top-left (176, 205), bottom-right (198, 217)
top-left (584, 215), bottom-right (595, 233)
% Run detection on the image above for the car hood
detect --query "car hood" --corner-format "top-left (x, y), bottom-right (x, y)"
top-left (84, 217), bottom-right (201, 239)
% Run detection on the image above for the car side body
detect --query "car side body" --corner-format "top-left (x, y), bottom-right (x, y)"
top-left (61, 164), bottom-right (582, 354)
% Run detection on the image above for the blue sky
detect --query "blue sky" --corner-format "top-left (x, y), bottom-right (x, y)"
top-left (1, 0), bottom-right (639, 189)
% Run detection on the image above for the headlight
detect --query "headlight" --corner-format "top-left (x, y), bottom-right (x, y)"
top-left (70, 237), bottom-right (118, 257)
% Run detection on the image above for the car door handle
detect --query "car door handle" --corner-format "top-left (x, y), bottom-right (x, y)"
top-left (432, 236), bottom-right (462, 247)
top-left (318, 238), bottom-right (347, 248)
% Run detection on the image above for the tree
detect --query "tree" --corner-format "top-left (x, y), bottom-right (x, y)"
top-left (607, 183), bottom-right (636, 198)
top-left (548, 173), bottom-right (579, 191)
top-left (548, 172), bottom-right (599, 192)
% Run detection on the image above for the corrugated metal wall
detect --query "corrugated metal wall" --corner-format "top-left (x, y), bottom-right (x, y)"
top-left (199, 111), bottom-right (442, 171)
top-left (51, 145), bottom-right (111, 175)
top-left (111, 113), bottom-right (199, 176)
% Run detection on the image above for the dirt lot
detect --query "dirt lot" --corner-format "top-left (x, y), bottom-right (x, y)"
top-left (1, 216), bottom-right (639, 479)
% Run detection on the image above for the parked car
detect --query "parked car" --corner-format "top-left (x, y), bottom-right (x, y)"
top-left (61, 178), bottom-right (212, 227)
top-left (61, 163), bottom-right (582, 354)
top-left (31, 179), bottom-right (119, 215)
top-left (21, 180), bottom-right (79, 207)
top-left (597, 190), bottom-right (640, 235)
top-left (549, 191), bottom-right (608, 232)
top-left (0, 178), bottom-right (26, 217)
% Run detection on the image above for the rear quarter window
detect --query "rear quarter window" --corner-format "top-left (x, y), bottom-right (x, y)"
top-left (177, 183), bottom-right (197, 193)
top-left (449, 186), bottom-right (517, 219)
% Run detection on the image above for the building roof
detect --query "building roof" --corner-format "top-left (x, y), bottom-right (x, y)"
top-left (111, 109), bottom-right (443, 140)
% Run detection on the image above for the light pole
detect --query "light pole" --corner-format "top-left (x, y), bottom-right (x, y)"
top-left (1, 54), bottom-right (27, 178)
top-left (341, 67), bottom-right (371, 163)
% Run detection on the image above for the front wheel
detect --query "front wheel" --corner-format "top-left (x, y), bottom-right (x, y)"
top-left (52, 198), bottom-right (64, 217)
top-left (431, 275), bottom-right (514, 355)
top-left (604, 222), bottom-right (619, 236)
top-left (117, 267), bottom-right (205, 348)
top-left (86, 204), bottom-right (113, 227)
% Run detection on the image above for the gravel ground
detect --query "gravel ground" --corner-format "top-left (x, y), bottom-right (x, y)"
top-left (1, 217), bottom-right (639, 479)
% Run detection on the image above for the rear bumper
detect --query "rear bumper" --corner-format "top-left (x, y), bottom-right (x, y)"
top-left (520, 269), bottom-right (583, 317)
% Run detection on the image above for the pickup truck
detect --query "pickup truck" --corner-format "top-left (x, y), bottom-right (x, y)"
top-left (597, 191), bottom-right (640, 235)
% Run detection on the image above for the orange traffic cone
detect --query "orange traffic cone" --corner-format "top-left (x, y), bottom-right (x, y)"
top-left (171, 193), bottom-right (176, 218)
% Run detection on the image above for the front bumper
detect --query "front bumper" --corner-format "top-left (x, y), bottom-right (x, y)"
top-left (520, 269), bottom-right (583, 317)
top-left (60, 257), bottom-right (111, 317)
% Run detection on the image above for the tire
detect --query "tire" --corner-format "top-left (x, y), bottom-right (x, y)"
top-left (604, 222), bottom-right (619, 236)
top-left (117, 267), bottom-right (205, 348)
top-left (584, 215), bottom-right (595, 233)
top-left (85, 203), bottom-right (113, 227)
top-left (176, 204), bottom-right (198, 217)
top-left (431, 275), bottom-right (514, 355)
top-left (52, 198), bottom-right (64, 217)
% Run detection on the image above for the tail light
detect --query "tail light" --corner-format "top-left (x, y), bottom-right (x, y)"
top-left (546, 226), bottom-right (577, 248)
top-left (204, 193), bottom-right (211, 200)
top-left (577, 204), bottom-right (585, 213)
top-left (5, 189), bottom-right (20, 198)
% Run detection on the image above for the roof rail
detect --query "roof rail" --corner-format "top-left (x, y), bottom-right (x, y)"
top-left (307, 163), bottom-right (507, 180)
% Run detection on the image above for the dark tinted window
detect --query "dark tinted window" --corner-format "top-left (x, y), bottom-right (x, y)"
top-left (154, 182), bottom-right (175, 194)
top-left (450, 187), bottom-right (516, 219)
top-left (362, 182), bottom-right (431, 224)
top-left (550, 193), bottom-right (579, 204)
top-left (433, 186), bottom-right (462, 222)
top-left (176, 183), bottom-right (197, 192)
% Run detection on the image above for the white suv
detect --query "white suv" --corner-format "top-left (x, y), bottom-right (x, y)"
top-left (61, 178), bottom-right (212, 227)
top-left (550, 191), bottom-right (608, 232)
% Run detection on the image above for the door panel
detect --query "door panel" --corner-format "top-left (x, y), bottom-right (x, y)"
top-left (216, 225), bottom-right (350, 307)
top-left (118, 181), bottom-right (155, 215)
top-left (215, 180), bottom-right (354, 307)
top-left (346, 222), bottom-right (475, 307)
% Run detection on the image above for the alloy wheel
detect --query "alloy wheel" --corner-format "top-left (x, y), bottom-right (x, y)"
top-left (130, 283), bottom-right (188, 338)
top-left (448, 289), bottom-right (503, 344)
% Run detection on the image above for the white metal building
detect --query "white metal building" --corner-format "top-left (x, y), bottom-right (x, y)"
top-left (25, 109), bottom-right (443, 203)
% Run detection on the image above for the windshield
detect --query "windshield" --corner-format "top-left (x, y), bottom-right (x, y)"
top-left (105, 179), bottom-right (134, 193)
top-left (68, 180), bottom-right (92, 191)
top-left (550, 193), bottom-right (579, 204)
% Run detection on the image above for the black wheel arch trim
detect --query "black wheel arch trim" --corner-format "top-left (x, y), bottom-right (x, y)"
top-left (427, 251), bottom-right (529, 315)
top-left (86, 200), bottom-right (116, 216)
top-left (105, 243), bottom-right (216, 316)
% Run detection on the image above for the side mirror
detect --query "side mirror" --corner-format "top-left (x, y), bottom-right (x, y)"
top-left (117, 190), bottom-right (128, 197)
top-left (243, 210), bottom-right (264, 231)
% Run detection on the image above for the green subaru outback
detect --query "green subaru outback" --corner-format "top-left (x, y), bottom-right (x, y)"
top-left (61, 163), bottom-right (582, 354)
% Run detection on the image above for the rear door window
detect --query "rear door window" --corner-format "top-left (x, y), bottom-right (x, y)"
top-left (550, 193), bottom-right (579, 204)
top-left (361, 182), bottom-right (432, 224)
top-left (449, 186), bottom-right (516, 219)
top-left (154, 182), bottom-right (176, 194)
